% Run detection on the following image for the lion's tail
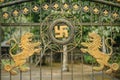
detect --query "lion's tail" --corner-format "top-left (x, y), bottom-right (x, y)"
top-left (7, 38), bottom-right (17, 57)
top-left (105, 38), bottom-right (115, 56)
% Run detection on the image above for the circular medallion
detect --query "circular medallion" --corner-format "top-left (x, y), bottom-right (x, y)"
top-left (49, 19), bottom-right (74, 45)
top-left (40, 12), bottom-right (82, 52)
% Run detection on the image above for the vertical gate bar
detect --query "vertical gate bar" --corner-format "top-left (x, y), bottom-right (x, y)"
top-left (0, 29), bottom-right (2, 80)
top-left (9, 9), bottom-right (12, 80)
top-left (50, 51), bottom-right (53, 80)
top-left (80, 0), bottom-right (84, 80)
top-left (50, 0), bottom-right (53, 79)
top-left (100, 4), bottom-right (104, 80)
top-left (20, 33), bottom-right (22, 80)
top-left (0, 9), bottom-right (2, 80)
top-left (110, 3), bottom-right (113, 45)
top-left (68, 0), bottom-right (74, 79)
top-left (71, 51), bottom-right (73, 80)
top-left (29, 2), bottom-right (32, 80)
top-left (61, 51), bottom-right (63, 80)
top-left (40, 1), bottom-right (42, 80)
top-left (19, 3), bottom-right (23, 80)
top-left (38, 2), bottom-right (41, 80)
top-left (20, 26), bottom-right (22, 80)
top-left (9, 23), bottom-right (11, 80)
top-left (81, 42), bottom-right (84, 80)
top-left (90, 2), bottom-right (95, 80)
top-left (39, 49), bottom-right (42, 80)
top-left (60, 1), bottom-right (63, 80)
top-left (109, 5), bottom-right (114, 79)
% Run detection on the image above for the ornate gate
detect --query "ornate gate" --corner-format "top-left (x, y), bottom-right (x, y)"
top-left (0, 0), bottom-right (120, 80)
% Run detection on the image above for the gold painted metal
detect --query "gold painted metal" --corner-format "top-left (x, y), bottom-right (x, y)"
top-left (3, 12), bottom-right (9, 19)
top-left (63, 3), bottom-right (69, 9)
top-left (0, 0), bottom-right (4, 2)
top-left (117, 0), bottom-right (120, 2)
top-left (13, 10), bottom-right (19, 16)
top-left (43, 4), bottom-right (49, 10)
top-left (93, 8), bottom-right (99, 14)
top-left (112, 12), bottom-right (119, 19)
top-left (23, 7), bottom-right (29, 14)
top-left (4, 32), bottom-right (41, 75)
top-left (103, 10), bottom-right (108, 16)
top-left (80, 32), bottom-right (119, 74)
top-left (33, 5), bottom-right (39, 12)
top-left (83, 6), bottom-right (89, 12)
top-left (73, 4), bottom-right (79, 10)
top-left (53, 3), bottom-right (59, 9)
top-left (54, 25), bottom-right (68, 38)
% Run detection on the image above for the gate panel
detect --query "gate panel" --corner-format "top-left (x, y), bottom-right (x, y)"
top-left (0, 0), bottom-right (120, 80)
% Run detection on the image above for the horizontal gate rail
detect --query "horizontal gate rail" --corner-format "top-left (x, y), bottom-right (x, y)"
top-left (0, 0), bottom-right (33, 8)
top-left (0, 0), bottom-right (120, 9)
top-left (92, 0), bottom-right (120, 8)
top-left (1, 23), bottom-right (120, 27)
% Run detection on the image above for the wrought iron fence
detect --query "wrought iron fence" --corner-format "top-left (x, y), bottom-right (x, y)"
top-left (0, 0), bottom-right (120, 80)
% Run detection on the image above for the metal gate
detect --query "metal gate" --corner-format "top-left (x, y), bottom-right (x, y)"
top-left (0, 0), bottom-right (120, 80)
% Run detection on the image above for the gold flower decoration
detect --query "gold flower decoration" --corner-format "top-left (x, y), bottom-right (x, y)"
top-left (23, 7), bottom-right (29, 14)
top-left (103, 10), bottom-right (108, 16)
top-left (33, 5), bottom-right (39, 12)
top-left (13, 10), bottom-right (19, 16)
top-left (93, 8), bottom-right (99, 14)
top-left (53, 3), bottom-right (59, 9)
top-left (3, 12), bottom-right (9, 19)
top-left (83, 6), bottom-right (89, 12)
top-left (43, 4), bottom-right (49, 10)
top-left (63, 3), bottom-right (69, 9)
top-left (73, 4), bottom-right (79, 10)
top-left (112, 12), bottom-right (119, 19)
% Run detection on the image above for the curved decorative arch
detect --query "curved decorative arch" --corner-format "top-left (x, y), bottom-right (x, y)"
top-left (0, 0), bottom-right (120, 9)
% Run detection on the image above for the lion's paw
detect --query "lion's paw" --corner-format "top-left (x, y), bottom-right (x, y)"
top-left (105, 69), bottom-right (112, 74)
top-left (10, 70), bottom-right (18, 75)
top-left (93, 66), bottom-right (103, 71)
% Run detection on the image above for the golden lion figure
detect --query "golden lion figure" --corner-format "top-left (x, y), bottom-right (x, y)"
top-left (4, 32), bottom-right (41, 75)
top-left (80, 32), bottom-right (119, 74)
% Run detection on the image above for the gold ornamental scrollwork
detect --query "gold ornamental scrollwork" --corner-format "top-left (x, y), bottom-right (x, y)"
top-left (4, 32), bottom-right (41, 75)
top-left (80, 32), bottom-right (119, 74)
